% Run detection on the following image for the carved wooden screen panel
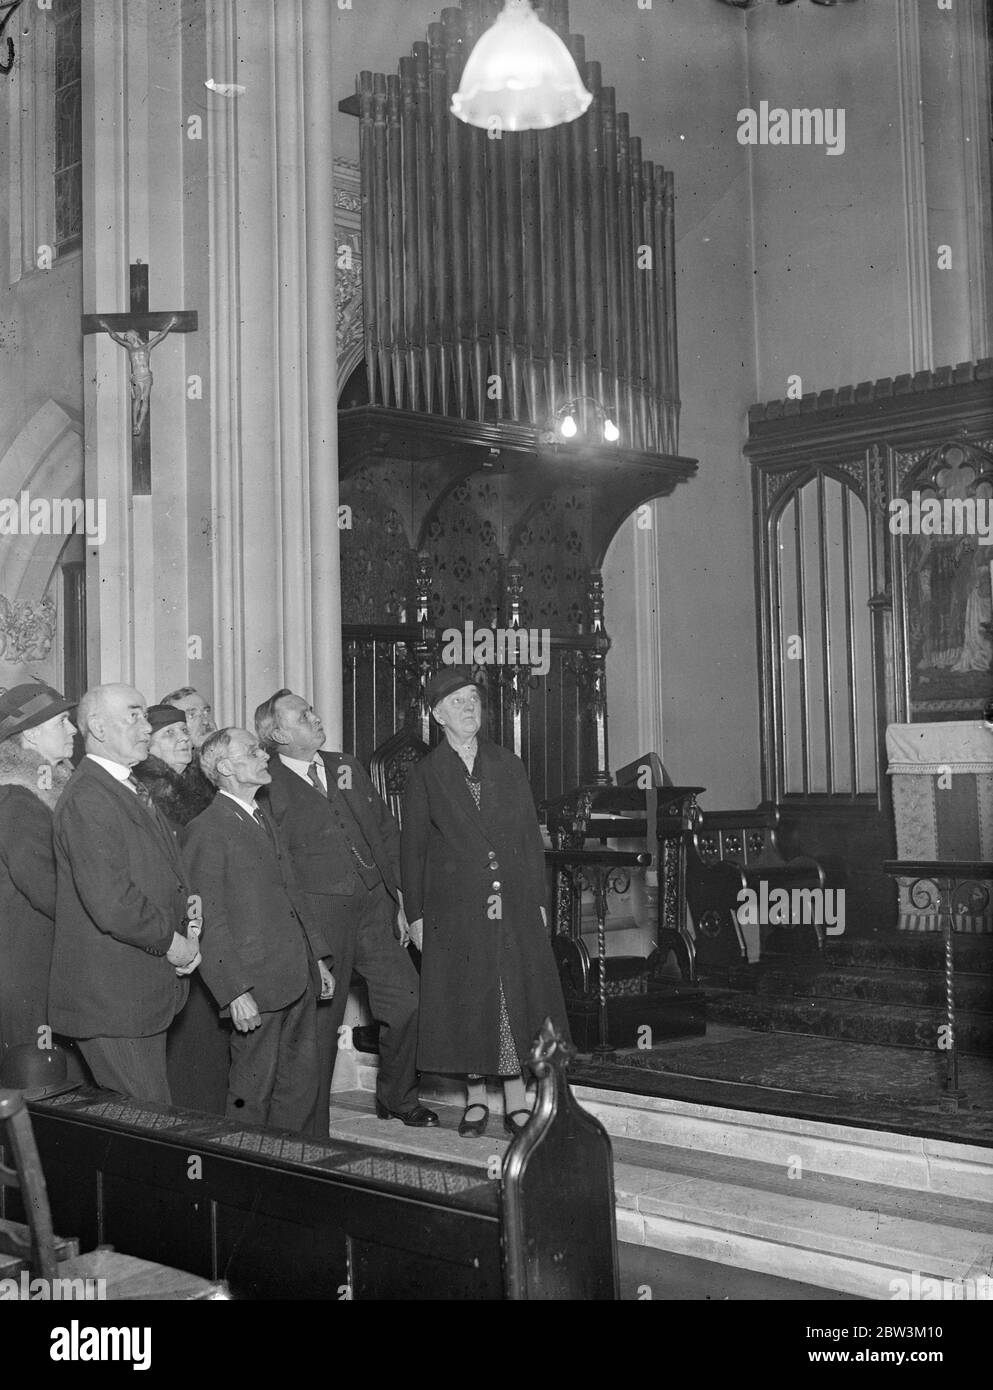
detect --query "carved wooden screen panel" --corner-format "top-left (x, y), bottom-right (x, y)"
top-left (748, 365), bottom-right (993, 929)
top-left (771, 473), bottom-right (876, 797)
top-left (336, 437), bottom-right (634, 802)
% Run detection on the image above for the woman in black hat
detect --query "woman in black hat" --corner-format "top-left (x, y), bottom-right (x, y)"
top-left (132, 703), bottom-right (225, 1113)
top-left (0, 682), bottom-right (76, 1062)
top-left (401, 667), bottom-right (568, 1138)
top-left (132, 704), bottom-right (214, 832)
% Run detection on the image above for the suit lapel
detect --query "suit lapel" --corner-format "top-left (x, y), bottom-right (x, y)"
top-left (216, 792), bottom-right (261, 837)
top-left (271, 752), bottom-right (326, 814)
top-left (85, 760), bottom-right (182, 870)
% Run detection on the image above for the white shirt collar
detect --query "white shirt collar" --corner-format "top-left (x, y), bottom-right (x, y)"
top-left (87, 754), bottom-right (134, 784)
top-left (219, 789), bottom-right (261, 818)
top-left (280, 753), bottom-right (325, 786)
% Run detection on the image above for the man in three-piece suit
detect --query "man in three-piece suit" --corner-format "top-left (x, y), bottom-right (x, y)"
top-left (255, 689), bottom-right (436, 1136)
top-left (48, 684), bottom-right (201, 1104)
top-left (183, 728), bottom-right (318, 1130)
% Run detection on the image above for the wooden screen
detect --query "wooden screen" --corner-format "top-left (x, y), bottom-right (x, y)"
top-left (770, 473), bottom-right (876, 797)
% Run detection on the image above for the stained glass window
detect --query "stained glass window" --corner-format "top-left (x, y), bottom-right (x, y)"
top-left (53, 0), bottom-right (81, 254)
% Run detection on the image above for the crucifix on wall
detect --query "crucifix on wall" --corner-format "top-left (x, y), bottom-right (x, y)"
top-left (81, 262), bottom-right (197, 494)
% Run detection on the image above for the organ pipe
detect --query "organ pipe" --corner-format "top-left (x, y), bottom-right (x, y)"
top-left (349, 0), bottom-right (679, 452)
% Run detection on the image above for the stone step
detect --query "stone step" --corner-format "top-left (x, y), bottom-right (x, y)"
top-left (609, 1136), bottom-right (993, 1301)
top-left (326, 1084), bottom-right (993, 1301)
top-left (826, 933), bottom-right (993, 973)
top-left (576, 1086), bottom-right (993, 1298)
top-left (572, 1084), bottom-right (993, 1202)
top-left (755, 964), bottom-right (993, 1013)
top-left (707, 990), bottom-right (993, 1055)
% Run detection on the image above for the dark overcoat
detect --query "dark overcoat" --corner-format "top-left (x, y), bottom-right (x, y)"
top-left (401, 738), bottom-right (567, 1074)
top-left (48, 758), bottom-right (192, 1039)
top-left (0, 780), bottom-right (56, 1058)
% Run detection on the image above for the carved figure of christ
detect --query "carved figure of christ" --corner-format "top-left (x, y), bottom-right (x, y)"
top-left (81, 262), bottom-right (198, 494)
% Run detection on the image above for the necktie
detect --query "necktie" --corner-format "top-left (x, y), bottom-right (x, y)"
top-left (127, 775), bottom-right (174, 852)
top-left (128, 775), bottom-right (156, 813)
top-left (252, 805), bottom-right (276, 850)
top-left (308, 760), bottom-right (377, 875)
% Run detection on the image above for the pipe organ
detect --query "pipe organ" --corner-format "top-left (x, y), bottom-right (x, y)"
top-left (337, 0), bottom-right (696, 801)
top-left (343, 0), bottom-right (680, 455)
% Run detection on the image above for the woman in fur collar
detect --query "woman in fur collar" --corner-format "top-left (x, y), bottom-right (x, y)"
top-left (133, 704), bottom-right (214, 832)
top-left (0, 682), bottom-right (75, 1062)
top-left (134, 703), bottom-right (224, 1114)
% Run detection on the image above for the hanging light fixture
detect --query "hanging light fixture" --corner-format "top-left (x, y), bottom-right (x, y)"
top-left (560, 413), bottom-right (578, 439)
top-left (450, 0), bottom-right (592, 132)
top-left (543, 397), bottom-right (620, 447)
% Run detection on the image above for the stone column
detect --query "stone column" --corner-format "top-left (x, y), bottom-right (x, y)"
top-left (302, 0), bottom-right (343, 740)
top-left (81, 0), bottom-right (137, 685)
top-left (204, 0), bottom-right (342, 734)
top-left (82, 0), bottom-right (194, 698)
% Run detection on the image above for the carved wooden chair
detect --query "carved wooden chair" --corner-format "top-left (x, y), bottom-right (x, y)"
top-left (369, 724), bottom-right (430, 830)
top-left (686, 803), bottom-right (827, 973)
top-left (0, 1088), bottom-right (229, 1298)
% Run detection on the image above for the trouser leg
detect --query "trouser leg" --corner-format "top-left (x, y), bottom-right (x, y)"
top-left (308, 925), bottom-right (357, 1138)
top-left (267, 990), bottom-right (319, 1133)
top-left (226, 1011), bottom-right (282, 1127)
top-left (353, 883), bottom-right (421, 1114)
top-left (78, 1033), bottom-right (171, 1105)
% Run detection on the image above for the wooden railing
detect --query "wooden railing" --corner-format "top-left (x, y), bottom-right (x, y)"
top-left (342, 622), bottom-right (611, 807)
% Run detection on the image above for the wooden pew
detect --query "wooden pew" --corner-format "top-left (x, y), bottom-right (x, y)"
top-left (1, 1021), bottom-right (617, 1301)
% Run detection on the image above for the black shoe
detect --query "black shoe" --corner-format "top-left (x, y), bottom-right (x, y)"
top-left (504, 1109), bottom-right (531, 1137)
top-left (458, 1103), bottom-right (490, 1137)
top-left (375, 1100), bottom-right (439, 1127)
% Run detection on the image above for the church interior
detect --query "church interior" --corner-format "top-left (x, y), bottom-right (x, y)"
top-left (1, 0), bottom-right (992, 1307)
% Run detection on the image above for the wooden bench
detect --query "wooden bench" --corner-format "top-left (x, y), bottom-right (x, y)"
top-left (2, 1021), bottom-right (618, 1300)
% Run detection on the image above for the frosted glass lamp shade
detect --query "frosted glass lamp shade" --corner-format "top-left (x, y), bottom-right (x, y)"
top-left (451, 0), bottom-right (592, 132)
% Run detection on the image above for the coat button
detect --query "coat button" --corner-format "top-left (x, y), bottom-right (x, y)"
top-left (489, 858), bottom-right (500, 871)
top-left (492, 880), bottom-right (501, 891)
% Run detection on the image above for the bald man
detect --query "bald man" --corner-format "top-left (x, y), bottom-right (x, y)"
top-left (48, 684), bottom-right (200, 1104)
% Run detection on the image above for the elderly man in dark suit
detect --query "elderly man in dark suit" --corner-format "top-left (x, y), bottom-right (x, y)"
top-left (255, 689), bottom-right (435, 1136)
top-left (183, 728), bottom-right (318, 1130)
top-left (48, 684), bottom-right (201, 1103)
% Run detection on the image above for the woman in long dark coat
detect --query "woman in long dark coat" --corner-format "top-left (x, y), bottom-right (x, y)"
top-left (0, 683), bottom-right (75, 1064)
top-left (401, 667), bottom-right (567, 1138)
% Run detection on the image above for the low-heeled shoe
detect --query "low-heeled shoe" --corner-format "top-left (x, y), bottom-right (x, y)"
top-left (503, 1109), bottom-right (531, 1137)
top-left (458, 1103), bottom-right (490, 1137)
top-left (375, 1100), bottom-right (439, 1127)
